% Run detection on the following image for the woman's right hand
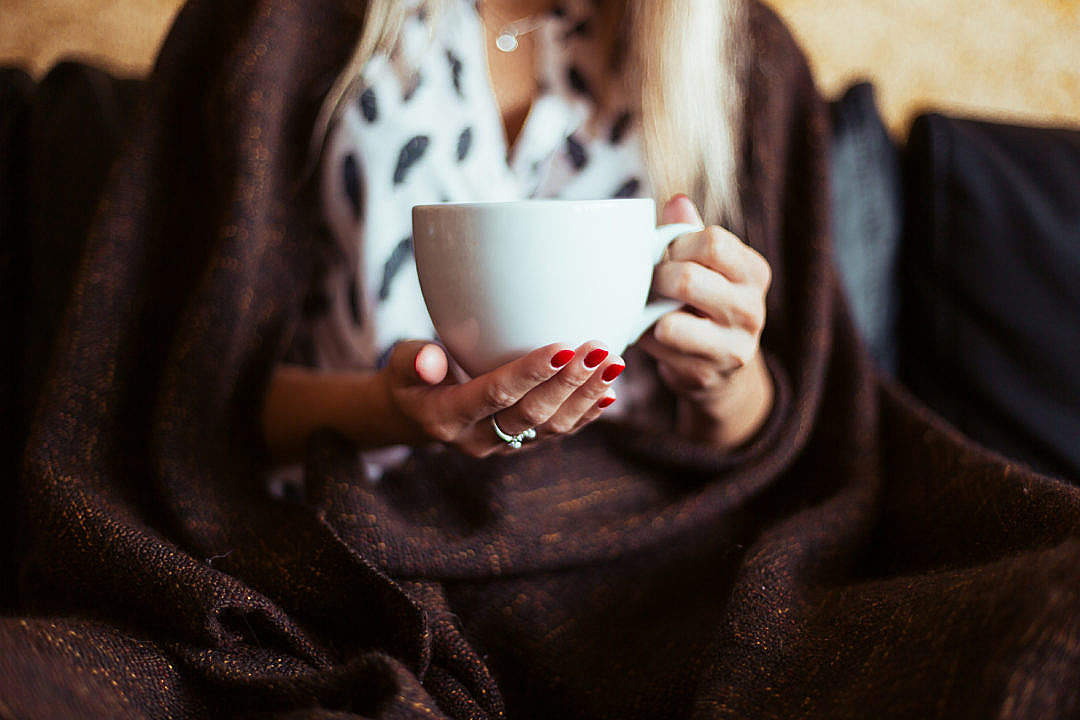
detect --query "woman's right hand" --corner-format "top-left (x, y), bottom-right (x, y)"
top-left (378, 340), bottom-right (625, 458)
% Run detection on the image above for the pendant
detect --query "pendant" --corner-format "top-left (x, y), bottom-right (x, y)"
top-left (496, 30), bottom-right (519, 52)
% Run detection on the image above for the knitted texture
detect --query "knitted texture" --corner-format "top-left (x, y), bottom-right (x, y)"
top-left (4, 0), bottom-right (1080, 717)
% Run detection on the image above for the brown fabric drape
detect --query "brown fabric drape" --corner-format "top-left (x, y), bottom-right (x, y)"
top-left (3, 0), bottom-right (1080, 717)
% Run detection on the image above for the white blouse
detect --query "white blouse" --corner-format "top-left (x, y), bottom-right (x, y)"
top-left (316, 0), bottom-right (651, 372)
top-left (286, 0), bottom-right (656, 485)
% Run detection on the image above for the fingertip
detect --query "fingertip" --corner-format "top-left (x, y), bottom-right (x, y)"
top-left (415, 343), bottom-right (448, 385)
top-left (601, 359), bottom-right (626, 383)
top-left (662, 193), bottom-right (702, 226)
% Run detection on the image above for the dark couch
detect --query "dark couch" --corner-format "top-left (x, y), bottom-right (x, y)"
top-left (830, 82), bottom-right (1080, 482)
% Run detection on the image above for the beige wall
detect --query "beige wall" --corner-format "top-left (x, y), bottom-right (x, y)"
top-left (770, 0), bottom-right (1080, 135)
top-left (0, 0), bottom-right (183, 78)
top-left (1, 0), bottom-right (1078, 136)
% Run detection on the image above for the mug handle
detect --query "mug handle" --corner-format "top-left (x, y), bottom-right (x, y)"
top-left (626, 222), bottom-right (704, 344)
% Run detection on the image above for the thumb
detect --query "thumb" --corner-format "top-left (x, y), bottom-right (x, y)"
top-left (387, 341), bottom-right (448, 387)
top-left (661, 193), bottom-right (703, 226)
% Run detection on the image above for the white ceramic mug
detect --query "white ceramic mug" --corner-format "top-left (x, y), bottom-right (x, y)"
top-left (412, 198), bottom-right (701, 377)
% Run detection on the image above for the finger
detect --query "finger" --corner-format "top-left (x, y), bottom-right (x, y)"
top-left (536, 351), bottom-right (624, 435)
top-left (653, 261), bottom-right (763, 330)
top-left (638, 333), bottom-right (747, 389)
top-left (387, 341), bottom-right (448, 387)
top-left (665, 225), bottom-right (771, 287)
top-left (493, 342), bottom-right (608, 436)
top-left (661, 193), bottom-right (704, 227)
top-left (570, 393), bottom-right (616, 434)
top-left (651, 310), bottom-right (760, 362)
top-left (446, 342), bottom-right (575, 425)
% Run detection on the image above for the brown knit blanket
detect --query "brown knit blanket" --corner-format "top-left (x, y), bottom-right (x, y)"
top-left (3, 0), bottom-right (1080, 717)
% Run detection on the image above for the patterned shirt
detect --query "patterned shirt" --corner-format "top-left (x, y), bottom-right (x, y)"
top-left (280, 0), bottom-right (656, 485)
top-left (315, 0), bottom-right (650, 371)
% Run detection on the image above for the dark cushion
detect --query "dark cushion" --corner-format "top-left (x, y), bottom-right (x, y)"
top-left (829, 82), bottom-right (903, 375)
top-left (900, 113), bottom-right (1080, 482)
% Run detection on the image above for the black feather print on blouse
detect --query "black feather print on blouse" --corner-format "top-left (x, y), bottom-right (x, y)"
top-left (343, 153), bottom-right (363, 218)
top-left (612, 177), bottom-right (641, 198)
top-left (566, 134), bottom-right (588, 170)
top-left (447, 50), bottom-right (464, 97)
top-left (393, 136), bottom-right (430, 184)
top-left (566, 65), bottom-right (591, 98)
top-left (609, 110), bottom-right (632, 144)
top-left (564, 19), bottom-right (590, 40)
top-left (347, 275), bottom-right (363, 325)
top-left (457, 127), bottom-right (473, 161)
top-left (359, 88), bottom-right (377, 122)
top-left (379, 236), bottom-right (415, 301)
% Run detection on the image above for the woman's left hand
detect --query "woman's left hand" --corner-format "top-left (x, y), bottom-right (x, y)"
top-left (636, 194), bottom-right (775, 449)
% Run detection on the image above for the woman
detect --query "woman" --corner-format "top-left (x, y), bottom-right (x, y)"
top-left (9, 0), bottom-right (1080, 717)
top-left (262, 0), bottom-right (775, 465)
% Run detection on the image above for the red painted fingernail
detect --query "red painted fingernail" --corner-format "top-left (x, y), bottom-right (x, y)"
top-left (551, 349), bottom-right (576, 368)
top-left (584, 349), bottom-right (609, 368)
top-left (598, 396), bottom-right (616, 409)
top-left (601, 364), bottom-right (625, 382)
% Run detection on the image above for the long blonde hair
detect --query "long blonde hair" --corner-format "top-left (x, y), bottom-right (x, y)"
top-left (309, 0), bottom-right (746, 229)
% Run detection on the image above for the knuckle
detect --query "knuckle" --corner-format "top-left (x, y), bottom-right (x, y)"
top-left (483, 382), bottom-right (516, 410)
top-left (524, 362), bottom-right (553, 385)
top-left (741, 337), bottom-right (760, 364)
top-left (425, 420), bottom-right (457, 444)
top-left (583, 376), bottom-right (610, 399)
top-left (518, 403), bottom-right (550, 428)
top-left (653, 314), bottom-right (678, 346)
top-left (676, 265), bottom-right (698, 300)
top-left (554, 366), bottom-right (588, 389)
top-left (728, 346), bottom-right (752, 372)
top-left (757, 256), bottom-right (773, 289)
top-left (704, 225), bottom-right (728, 245)
top-left (689, 362), bottom-right (716, 390)
top-left (751, 301), bottom-right (767, 332)
top-left (731, 303), bottom-right (757, 332)
top-left (704, 227), bottom-right (729, 265)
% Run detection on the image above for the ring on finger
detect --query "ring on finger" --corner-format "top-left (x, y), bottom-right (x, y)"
top-left (490, 414), bottom-right (537, 450)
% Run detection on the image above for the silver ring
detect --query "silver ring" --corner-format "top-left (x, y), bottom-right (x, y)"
top-left (491, 415), bottom-right (537, 449)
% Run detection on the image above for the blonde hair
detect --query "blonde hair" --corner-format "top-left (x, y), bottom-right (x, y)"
top-left (309, 0), bottom-right (746, 229)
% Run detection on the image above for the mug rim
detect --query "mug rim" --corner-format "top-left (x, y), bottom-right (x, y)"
top-left (413, 198), bottom-right (655, 212)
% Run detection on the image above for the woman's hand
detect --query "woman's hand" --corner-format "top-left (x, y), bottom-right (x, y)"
top-left (636, 194), bottom-right (775, 449)
top-left (377, 340), bottom-right (625, 458)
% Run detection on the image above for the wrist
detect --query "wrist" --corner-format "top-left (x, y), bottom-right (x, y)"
top-left (350, 367), bottom-right (422, 448)
top-left (262, 364), bottom-right (420, 464)
top-left (675, 351), bottom-right (774, 449)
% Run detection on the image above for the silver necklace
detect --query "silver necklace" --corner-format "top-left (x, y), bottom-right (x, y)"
top-left (479, 3), bottom-right (546, 52)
